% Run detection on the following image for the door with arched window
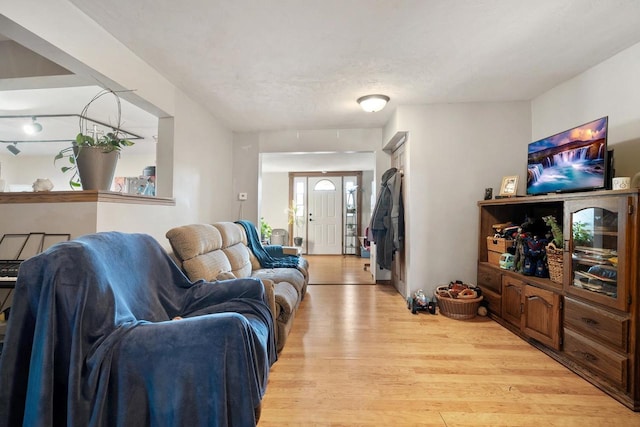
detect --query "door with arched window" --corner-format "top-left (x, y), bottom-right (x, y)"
top-left (308, 176), bottom-right (342, 254)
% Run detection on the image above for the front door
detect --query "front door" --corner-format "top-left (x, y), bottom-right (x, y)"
top-left (307, 176), bottom-right (342, 254)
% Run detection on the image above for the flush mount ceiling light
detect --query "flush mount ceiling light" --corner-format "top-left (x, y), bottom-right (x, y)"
top-left (357, 94), bottom-right (390, 113)
top-left (23, 117), bottom-right (43, 135)
top-left (7, 143), bottom-right (20, 156)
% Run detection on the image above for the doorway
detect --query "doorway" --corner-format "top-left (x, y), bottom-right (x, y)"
top-left (308, 176), bottom-right (342, 254)
top-left (289, 171), bottom-right (363, 256)
top-left (388, 136), bottom-right (407, 296)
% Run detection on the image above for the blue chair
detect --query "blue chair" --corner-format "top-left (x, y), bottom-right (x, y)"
top-left (0, 232), bottom-right (276, 426)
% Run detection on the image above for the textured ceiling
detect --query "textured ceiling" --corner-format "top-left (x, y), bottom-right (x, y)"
top-left (67, 0), bottom-right (640, 132)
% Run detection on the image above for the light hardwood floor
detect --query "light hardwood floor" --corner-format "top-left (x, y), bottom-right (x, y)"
top-left (305, 254), bottom-right (375, 285)
top-left (259, 258), bottom-right (640, 426)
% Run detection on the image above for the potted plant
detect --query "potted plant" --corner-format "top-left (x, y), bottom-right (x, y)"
top-left (287, 200), bottom-right (305, 246)
top-left (54, 89), bottom-right (134, 190)
top-left (260, 217), bottom-right (272, 242)
top-left (572, 221), bottom-right (593, 247)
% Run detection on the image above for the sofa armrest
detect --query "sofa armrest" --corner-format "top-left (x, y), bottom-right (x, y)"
top-left (281, 246), bottom-right (301, 256)
top-left (259, 278), bottom-right (278, 342)
top-left (264, 245), bottom-right (301, 257)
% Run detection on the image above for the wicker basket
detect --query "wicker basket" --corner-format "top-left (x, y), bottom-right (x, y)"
top-left (434, 293), bottom-right (483, 320)
top-left (546, 242), bottom-right (563, 284)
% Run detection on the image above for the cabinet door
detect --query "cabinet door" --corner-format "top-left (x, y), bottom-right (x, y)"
top-left (477, 264), bottom-right (501, 294)
top-left (522, 286), bottom-right (561, 350)
top-left (501, 276), bottom-right (523, 327)
top-left (564, 197), bottom-right (630, 311)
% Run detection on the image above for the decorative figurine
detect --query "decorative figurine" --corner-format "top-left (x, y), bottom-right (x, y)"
top-left (32, 178), bottom-right (54, 192)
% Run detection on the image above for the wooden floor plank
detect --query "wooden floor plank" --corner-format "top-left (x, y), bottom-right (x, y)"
top-left (259, 282), bottom-right (640, 426)
top-left (305, 254), bottom-right (374, 285)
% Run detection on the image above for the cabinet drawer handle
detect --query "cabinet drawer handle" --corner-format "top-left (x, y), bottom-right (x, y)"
top-left (581, 317), bottom-right (599, 326)
top-left (580, 351), bottom-right (598, 363)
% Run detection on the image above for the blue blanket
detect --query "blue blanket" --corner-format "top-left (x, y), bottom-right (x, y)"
top-left (236, 220), bottom-right (300, 269)
top-left (0, 232), bottom-right (276, 427)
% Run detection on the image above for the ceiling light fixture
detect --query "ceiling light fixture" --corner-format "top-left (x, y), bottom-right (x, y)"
top-left (23, 117), bottom-right (43, 135)
top-left (7, 143), bottom-right (20, 156)
top-left (357, 94), bottom-right (390, 113)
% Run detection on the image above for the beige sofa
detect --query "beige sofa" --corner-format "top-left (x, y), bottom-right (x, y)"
top-left (166, 222), bottom-right (308, 352)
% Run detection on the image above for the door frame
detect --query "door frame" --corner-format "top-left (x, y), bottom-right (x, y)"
top-left (384, 132), bottom-right (407, 296)
top-left (289, 171), bottom-right (362, 254)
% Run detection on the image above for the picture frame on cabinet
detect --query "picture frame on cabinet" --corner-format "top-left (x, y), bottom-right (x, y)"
top-left (499, 175), bottom-right (518, 197)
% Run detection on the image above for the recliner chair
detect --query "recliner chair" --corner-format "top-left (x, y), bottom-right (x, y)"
top-left (0, 231), bottom-right (276, 427)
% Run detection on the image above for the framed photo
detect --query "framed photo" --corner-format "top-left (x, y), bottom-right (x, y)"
top-left (499, 176), bottom-right (518, 197)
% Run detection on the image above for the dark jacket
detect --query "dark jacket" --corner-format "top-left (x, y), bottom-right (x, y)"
top-left (369, 168), bottom-right (404, 270)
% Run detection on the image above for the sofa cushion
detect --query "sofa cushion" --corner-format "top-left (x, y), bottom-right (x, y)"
top-left (166, 224), bottom-right (223, 260)
top-left (272, 281), bottom-right (298, 323)
top-left (216, 271), bottom-right (237, 280)
top-left (182, 251), bottom-right (232, 282)
top-left (251, 268), bottom-right (305, 296)
top-left (214, 222), bottom-right (247, 248)
top-left (166, 224), bottom-right (234, 282)
top-left (247, 250), bottom-right (263, 271)
top-left (223, 243), bottom-right (253, 278)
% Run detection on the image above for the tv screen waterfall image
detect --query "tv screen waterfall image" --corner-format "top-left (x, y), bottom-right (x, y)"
top-left (526, 117), bottom-right (608, 195)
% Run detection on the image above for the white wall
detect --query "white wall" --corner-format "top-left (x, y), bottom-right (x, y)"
top-left (0, 202), bottom-right (96, 236)
top-left (361, 170), bottom-right (374, 236)
top-left (261, 171), bottom-right (290, 233)
top-left (0, 154), bottom-right (66, 190)
top-left (387, 102), bottom-right (531, 298)
top-left (234, 128), bottom-right (386, 228)
top-left (171, 90), bottom-right (234, 224)
top-left (96, 202), bottom-right (179, 245)
top-left (0, 153), bottom-right (155, 191)
top-left (1, 1), bottom-right (174, 117)
top-left (0, 199), bottom-right (183, 250)
top-left (258, 129), bottom-right (382, 153)
top-left (1, 1), bottom-right (235, 246)
top-left (233, 132), bottom-right (260, 223)
top-left (532, 41), bottom-right (640, 179)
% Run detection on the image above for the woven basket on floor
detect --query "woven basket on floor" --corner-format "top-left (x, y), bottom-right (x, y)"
top-left (546, 242), bottom-right (563, 284)
top-left (434, 293), bottom-right (483, 320)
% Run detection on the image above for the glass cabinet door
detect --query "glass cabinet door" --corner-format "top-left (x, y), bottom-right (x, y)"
top-left (565, 197), bottom-right (628, 311)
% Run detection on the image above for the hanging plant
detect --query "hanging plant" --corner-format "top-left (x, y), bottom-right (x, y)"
top-left (54, 89), bottom-right (135, 189)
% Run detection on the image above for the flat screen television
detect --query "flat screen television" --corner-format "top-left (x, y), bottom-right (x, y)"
top-left (526, 116), bottom-right (608, 195)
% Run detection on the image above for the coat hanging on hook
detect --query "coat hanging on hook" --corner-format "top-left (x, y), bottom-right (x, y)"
top-left (369, 167), bottom-right (404, 270)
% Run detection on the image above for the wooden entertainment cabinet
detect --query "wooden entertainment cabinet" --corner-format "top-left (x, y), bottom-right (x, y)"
top-left (477, 189), bottom-right (639, 411)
